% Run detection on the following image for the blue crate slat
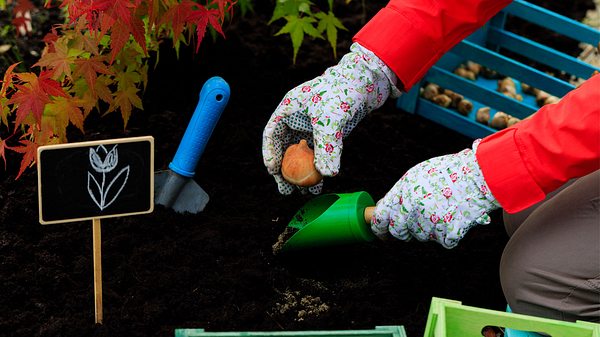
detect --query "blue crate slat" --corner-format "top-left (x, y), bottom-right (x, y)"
top-left (450, 40), bottom-right (575, 97)
top-left (488, 27), bottom-right (600, 79)
top-left (414, 99), bottom-right (496, 139)
top-left (505, 0), bottom-right (600, 45)
top-left (426, 67), bottom-right (537, 119)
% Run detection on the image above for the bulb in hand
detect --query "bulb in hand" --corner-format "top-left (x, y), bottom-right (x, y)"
top-left (281, 140), bottom-right (323, 187)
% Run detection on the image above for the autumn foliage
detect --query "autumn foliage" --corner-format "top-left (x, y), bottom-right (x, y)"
top-left (0, 0), bottom-right (235, 178)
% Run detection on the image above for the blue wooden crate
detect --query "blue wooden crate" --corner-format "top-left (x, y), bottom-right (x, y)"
top-left (396, 0), bottom-right (600, 139)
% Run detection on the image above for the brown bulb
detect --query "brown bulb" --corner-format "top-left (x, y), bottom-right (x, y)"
top-left (476, 107), bottom-right (491, 124)
top-left (507, 116), bottom-right (521, 127)
top-left (281, 140), bottom-right (323, 187)
top-left (457, 99), bottom-right (473, 116)
top-left (489, 111), bottom-right (509, 130)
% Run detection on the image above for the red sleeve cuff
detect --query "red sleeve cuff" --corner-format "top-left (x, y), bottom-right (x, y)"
top-left (353, 7), bottom-right (441, 91)
top-left (476, 128), bottom-right (546, 213)
top-left (353, 0), bottom-right (511, 91)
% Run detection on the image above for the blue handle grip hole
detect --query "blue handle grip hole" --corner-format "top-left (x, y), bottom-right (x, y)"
top-left (216, 94), bottom-right (224, 101)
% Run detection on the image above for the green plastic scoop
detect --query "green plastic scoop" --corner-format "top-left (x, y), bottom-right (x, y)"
top-left (281, 191), bottom-right (377, 252)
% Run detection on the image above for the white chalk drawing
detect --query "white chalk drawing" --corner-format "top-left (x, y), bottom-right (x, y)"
top-left (87, 144), bottom-right (130, 211)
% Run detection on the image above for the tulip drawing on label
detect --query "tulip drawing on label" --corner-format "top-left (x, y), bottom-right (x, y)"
top-left (87, 145), bottom-right (130, 211)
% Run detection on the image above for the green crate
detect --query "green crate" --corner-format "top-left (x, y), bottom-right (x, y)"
top-left (424, 298), bottom-right (600, 337)
top-left (175, 326), bottom-right (406, 337)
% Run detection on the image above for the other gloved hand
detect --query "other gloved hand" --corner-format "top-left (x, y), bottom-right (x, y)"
top-left (371, 140), bottom-right (501, 249)
top-left (262, 42), bottom-right (401, 195)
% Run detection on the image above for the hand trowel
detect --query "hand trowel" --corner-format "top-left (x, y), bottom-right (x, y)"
top-left (154, 76), bottom-right (230, 213)
top-left (280, 191), bottom-right (377, 252)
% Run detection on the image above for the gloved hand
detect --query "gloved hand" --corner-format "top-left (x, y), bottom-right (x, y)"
top-left (262, 42), bottom-right (401, 195)
top-left (371, 140), bottom-right (501, 249)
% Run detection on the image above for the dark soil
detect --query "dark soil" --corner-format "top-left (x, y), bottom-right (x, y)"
top-left (0, 1), bottom-right (594, 337)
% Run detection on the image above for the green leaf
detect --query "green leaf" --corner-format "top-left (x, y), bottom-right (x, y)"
top-left (275, 15), bottom-right (323, 63)
top-left (269, 0), bottom-right (314, 24)
top-left (315, 11), bottom-right (347, 59)
top-left (238, 0), bottom-right (254, 16)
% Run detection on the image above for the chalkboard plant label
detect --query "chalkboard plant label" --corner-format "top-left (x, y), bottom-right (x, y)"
top-left (37, 136), bottom-right (154, 225)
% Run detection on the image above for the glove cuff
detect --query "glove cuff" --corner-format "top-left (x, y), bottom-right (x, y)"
top-left (472, 139), bottom-right (502, 209)
top-left (350, 42), bottom-right (402, 99)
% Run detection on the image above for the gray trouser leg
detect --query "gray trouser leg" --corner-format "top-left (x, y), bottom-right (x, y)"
top-left (500, 170), bottom-right (600, 322)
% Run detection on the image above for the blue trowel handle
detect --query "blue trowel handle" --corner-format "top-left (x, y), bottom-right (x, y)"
top-left (169, 76), bottom-right (230, 178)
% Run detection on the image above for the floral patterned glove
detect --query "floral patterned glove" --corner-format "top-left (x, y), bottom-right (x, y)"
top-left (262, 42), bottom-right (401, 194)
top-left (371, 140), bottom-right (501, 249)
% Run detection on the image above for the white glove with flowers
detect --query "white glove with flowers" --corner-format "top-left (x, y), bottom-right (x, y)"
top-left (371, 140), bottom-right (501, 249)
top-left (262, 42), bottom-right (401, 195)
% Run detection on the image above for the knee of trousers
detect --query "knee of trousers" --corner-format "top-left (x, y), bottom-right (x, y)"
top-left (500, 244), bottom-right (600, 323)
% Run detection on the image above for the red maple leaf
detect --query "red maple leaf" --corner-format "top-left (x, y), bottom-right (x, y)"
top-left (161, 0), bottom-right (196, 42)
top-left (38, 71), bottom-right (68, 98)
top-left (107, 20), bottom-right (131, 64)
top-left (63, 0), bottom-right (112, 31)
top-left (129, 13), bottom-right (147, 53)
top-left (9, 83), bottom-right (51, 128)
top-left (100, 0), bottom-right (133, 30)
top-left (42, 27), bottom-right (60, 46)
top-left (188, 6), bottom-right (224, 52)
top-left (97, 0), bottom-right (147, 58)
top-left (0, 136), bottom-right (12, 170)
top-left (8, 71), bottom-right (67, 127)
top-left (73, 56), bottom-right (112, 95)
top-left (0, 63), bottom-right (19, 97)
top-left (11, 139), bottom-right (38, 179)
top-left (34, 38), bottom-right (75, 80)
top-left (210, 0), bottom-right (235, 20)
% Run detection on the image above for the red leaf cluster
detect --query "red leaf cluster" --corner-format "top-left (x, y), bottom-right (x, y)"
top-left (1, 0), bottom-right (236, 178)
top-left (161, 0), bottom-right (234, 52)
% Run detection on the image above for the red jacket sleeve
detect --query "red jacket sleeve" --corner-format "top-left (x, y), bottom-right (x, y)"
top-left (353, 0), bottom-right (511, 91)
top-left (476, 75), bottom-right (600, 213)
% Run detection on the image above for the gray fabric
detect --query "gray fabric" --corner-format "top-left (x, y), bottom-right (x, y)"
top-left (500, 170), bottom-right (600, 323)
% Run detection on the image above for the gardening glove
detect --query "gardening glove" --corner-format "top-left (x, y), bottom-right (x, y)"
top-left (371, 140), bottom-right (501, 249)
top-left (262, 42), bottom-right (401, 195)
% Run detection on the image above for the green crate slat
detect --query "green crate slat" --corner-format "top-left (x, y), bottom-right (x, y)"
top-left (175, 326), bottom-right (407, 337)
top-left (424, 298), bottom-right (600, 337)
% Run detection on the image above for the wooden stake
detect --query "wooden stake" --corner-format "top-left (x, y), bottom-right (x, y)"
top-left (92, 218), bottom-right (103, 324)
